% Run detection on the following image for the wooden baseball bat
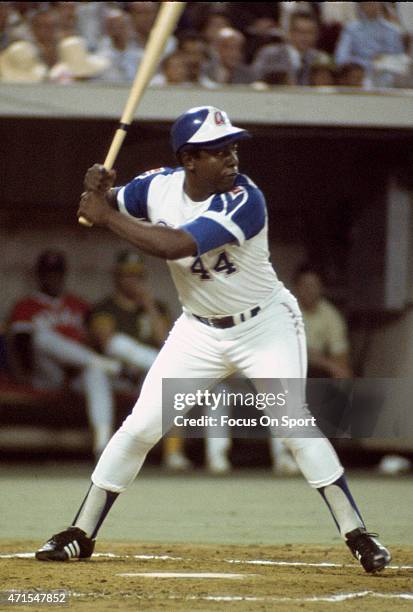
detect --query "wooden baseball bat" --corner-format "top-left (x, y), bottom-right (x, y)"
top-left (79, 1), bottom-right (186, 226)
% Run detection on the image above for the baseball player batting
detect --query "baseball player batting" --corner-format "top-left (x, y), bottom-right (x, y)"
top-left (36, 106), bottom-right (390, 573)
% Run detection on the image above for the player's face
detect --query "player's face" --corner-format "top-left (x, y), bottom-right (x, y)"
top-left (295, 272), bottom-right (323, 310)
top-left (289, 18), bottom-right (318, 53)
top-left (191, 144), bottom-right (240, 193)
top-left (38, 270), bottom-right (65, 298)
top-left (115, 271), bottom-right (146, 300)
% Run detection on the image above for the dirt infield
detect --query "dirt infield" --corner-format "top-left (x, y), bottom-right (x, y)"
top-left (1, 541), bottom-right (412, 611)
top-left (1, 467), bottom-right (412, 609)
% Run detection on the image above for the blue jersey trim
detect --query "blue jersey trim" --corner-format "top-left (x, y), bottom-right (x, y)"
top-left (231, 187), bottom-right (266, 239)
top-left (121, 167), bottom-right (176, 219)
top-left (201, 175), bottom-right (266, 241)
top-left (181, 217), bottom-right (237, 255)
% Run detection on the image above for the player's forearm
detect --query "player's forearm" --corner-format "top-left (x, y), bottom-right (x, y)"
top-left (148, 313), bottom-right (169, 345)
top-left (104, 208), bottom-right (197, 260)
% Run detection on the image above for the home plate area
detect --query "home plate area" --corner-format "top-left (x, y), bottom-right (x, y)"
top-left (1, 542), bottom-right (412, 611)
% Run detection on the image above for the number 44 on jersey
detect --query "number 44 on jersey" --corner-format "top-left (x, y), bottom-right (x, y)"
top-left (190, 251), bottom-right (237, 280)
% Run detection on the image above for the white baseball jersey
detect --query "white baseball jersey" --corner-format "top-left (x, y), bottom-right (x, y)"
top-left (117, 167), bottom-right (285, 316)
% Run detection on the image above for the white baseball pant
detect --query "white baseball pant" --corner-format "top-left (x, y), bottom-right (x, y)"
top-left (92, 288), bottom-right (343, 491)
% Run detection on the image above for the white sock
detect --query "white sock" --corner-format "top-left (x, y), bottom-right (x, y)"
top-left (323, 484), bottom-right (364, 537)
top-left (73, 484), bottom-right (118, 539)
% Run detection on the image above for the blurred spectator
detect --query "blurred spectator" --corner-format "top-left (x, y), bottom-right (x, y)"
top-left (205, 27), bottom-right (253, 85)
top-left (9, 1), bottom-right (42, 40)
top-left (12, 2), bottom-right (42, 18)
top-left (199, 11), bottom-right (233, 46)
top-left (335, 2), bottom-right (406, 88)
top-left (96, 8), bottom-right (140, 82)
top-left (7, 250), bottom-right (120, 458)
top-left (394, 1), bottom-right (413, 52)
top-left (55, 1), bottom-right (79, 39)
top-left (49, 36), bottom-right (110, 83)
top-left (336, 62), bottom-right (366, 88)
top-left (77, 1), bottom-right (108, 52)
top-left (252, 11), bottom-right (330, 85)
top-left (317, 2), bottom-right (358, 54)
top-left (278, 1), bottom-right (319, 33)
top-left (176, 30), bottom-right (209, 84)
top-left (223, 1), bottom-right (283, 63)
top-left (225, 2), bottom-right (280, 35)
top-left (0, 2), bottom-right (12, 50)
top-left (243, 16), bottom-right (285, 65)
top-left (309, 60), bottom-right (336, 86)
top-left (29, 7), bottom-right (60, 67)
top-left (294, 265), bottom-right (352, 379)
top-left (127, 1), bottom-right (176, 62)
top-left (0, 39), bottom-right (47, 81)
top-left (88, 250), bottom-right (191, 471)
top-left (151, 50), bottom-right (192, 86)
top-left (320, 2), bottom-right (358, 26)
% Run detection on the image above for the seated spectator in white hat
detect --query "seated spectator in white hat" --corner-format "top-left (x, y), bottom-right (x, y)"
top-left (49, 35), bottom-right (110, 82)
top-left (0, 40), bottom-right (47, 82)
top-left (96, 8), bottom-right (140, 83)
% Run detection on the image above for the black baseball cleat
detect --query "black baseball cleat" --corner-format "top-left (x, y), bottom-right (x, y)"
top-left (345, 527), bottom-right (391, 573)
top-left (35, 527), bottom-right (95, 562)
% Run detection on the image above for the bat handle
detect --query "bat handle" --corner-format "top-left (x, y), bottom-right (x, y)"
top-left (79, 128), bottom-right (128, 228)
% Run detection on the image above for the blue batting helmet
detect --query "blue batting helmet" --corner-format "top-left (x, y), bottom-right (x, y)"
top-left (171, 106), bottom-right (249, 154)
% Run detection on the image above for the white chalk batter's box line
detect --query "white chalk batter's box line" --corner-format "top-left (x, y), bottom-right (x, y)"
top-left (68, 590), bottom-right (413, 603)
top-left (1, 551), bottom-right (413, 571)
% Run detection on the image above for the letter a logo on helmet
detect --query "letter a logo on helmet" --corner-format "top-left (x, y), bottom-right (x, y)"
top-left (214, 111), bottom-right (225, 126)
top-left (171, 106), bottom-right (250, 154)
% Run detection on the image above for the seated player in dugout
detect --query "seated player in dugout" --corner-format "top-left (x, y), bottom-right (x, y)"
top-left (6, 250), bottom-right (121, 458)
top-left (294, 264), bottom-right (354, 439)
top-left (36, 106), bottom-right (390, 573)
top-left (88, 250), bottom-right (191, 471)
top-left (294, 264), bottom-right (352, 380)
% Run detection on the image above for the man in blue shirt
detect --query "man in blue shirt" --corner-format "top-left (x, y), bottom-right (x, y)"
top-left (335, 2), bottom-right (405, 88)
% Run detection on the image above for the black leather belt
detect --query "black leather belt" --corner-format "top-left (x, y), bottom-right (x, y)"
top-left (194, 306), bottom-right (261, 329)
